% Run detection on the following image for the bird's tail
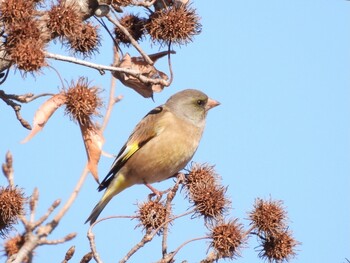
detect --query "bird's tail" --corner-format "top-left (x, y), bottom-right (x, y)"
top-left (85, 174), bottom-right (130, 225)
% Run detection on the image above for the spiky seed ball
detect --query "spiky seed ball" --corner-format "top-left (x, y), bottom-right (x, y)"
top-left (184, 163), bottom-right (230, 221)
top-left (188, 183), bottom-right (228, 221)
top-left (64, 78), bottom-right (102, 126)
top-left (185, 163), bottom-right (218, 186)
top-left (9, 38), bottom-right (46, 72)
top-left (3, 235), bottom-right (28, 262)
top-left (137, 200), bottom-right (168, 232)
top-left (259, 230), bottom-right (298, 262)
top-left (249, 198), bottom-right (287, 235)
top-left (46, 0), bottom-right (83, 38)
top-left (67, 23), bottom-right (100, 57)
top-left (114, 14), bottom-right (145, 45)
top-left (0, 187), bottom-right (25, 237)
top-left (0, 0), bottom-right (35, 25)
top-left (210, 220), bottom-right (244, 259)
top-left (145, 4), bottom-right (201, 46)
top-left (5, 19), bottom-right (42, 48)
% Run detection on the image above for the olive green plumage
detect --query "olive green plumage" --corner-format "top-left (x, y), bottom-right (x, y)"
top-left (86, 89), bottom-right (220, 224)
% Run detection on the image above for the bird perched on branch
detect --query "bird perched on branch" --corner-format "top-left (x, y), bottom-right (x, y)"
top-left (86, 89), bottom-right (220, 224)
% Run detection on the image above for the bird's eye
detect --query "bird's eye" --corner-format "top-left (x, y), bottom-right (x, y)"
top-left (197, 99), bottom-right (204, 106)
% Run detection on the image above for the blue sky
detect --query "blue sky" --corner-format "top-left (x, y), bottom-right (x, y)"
top-left (1, 1), bottom-right (349, 262)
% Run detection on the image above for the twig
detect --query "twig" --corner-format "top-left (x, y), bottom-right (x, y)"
top-left (87, 215), bottom-right (138, 263)
top-left (199, 251), bottom-right (220, 263)
top-left (45, 52), bottom-right (170, 87)
top-left (101, 48), bottom-right (123, 132)
top-left (162, 173), bottom-right (184, 257)
top-left (0, 90), bottom-right (31, 130)
top-left (158, 236), bottom-right (210, 263)
top-left (106, 13), bottom-right (153, 65)
top-left (6, 166), bottom-right (90, 263)
top-left (33, 199), bottom-right (61, 228)
top-left (52, 166), bottom-right (90, 223)
top-left (29, 188), bottom-right (39, 224)
top-left (40, 232), bottom-right (77, 245)
top-left (119, 229), bottom-right (153, 263)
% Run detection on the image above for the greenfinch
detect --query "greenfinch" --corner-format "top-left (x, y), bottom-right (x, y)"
top-left (86, 89), bottom-right (220, 224)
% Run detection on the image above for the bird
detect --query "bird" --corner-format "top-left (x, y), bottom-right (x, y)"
top-left (85, 89), bottom-right (220, 224)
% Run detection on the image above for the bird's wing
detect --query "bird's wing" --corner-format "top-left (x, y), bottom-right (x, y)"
top-left (98, 106), bottom-right (165, 191)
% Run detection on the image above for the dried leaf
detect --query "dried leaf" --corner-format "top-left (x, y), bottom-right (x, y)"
top-left (21, 93), bottom-right (66, 143)
top-left (112, 51), bottom-right (174, 98)
top-left (80, 123), bottom-right (104, 183)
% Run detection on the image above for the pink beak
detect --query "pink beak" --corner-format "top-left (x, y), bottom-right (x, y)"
top-left (205, 97), bottom-right (220, 111)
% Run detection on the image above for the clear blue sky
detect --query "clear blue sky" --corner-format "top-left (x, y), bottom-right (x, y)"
top-left (1, 1), bottom-right (349, 262)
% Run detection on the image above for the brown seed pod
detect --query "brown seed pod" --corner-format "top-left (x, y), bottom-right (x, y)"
top-left (258, 230), bottom-right (298, 262)
top-left (114, 14), bottom-right (145, 45)
top-left (0, 0), bottom-right (35, 25)
top-left (184, 163), bottom-right (230, 221)
top-left (67, 22), bottom-right (100, 57)
top-left (248, 198), bottom-right (287, 235)
top-left (63, 78), bottom-right (103, 126)
top-left (4, 19), bottom-right (46, 72)
top-left (46, 0), bottom-right (83, 38)
top-left (145, 4), bottom-right (201, 46)
top-left (137, 200), bottom-right (168, 232)
top-left (0, 187), bottom-right (25, 237)
top-left (9, 38), bottom-right (46, 72)
top-left (209, 219), bottom-right (244, 259)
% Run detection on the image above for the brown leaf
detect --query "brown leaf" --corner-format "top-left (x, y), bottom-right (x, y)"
top-left (112, 51), bottom-right (174, 98)
top-left (21, 93), bottom-right (66, 143)
top-left (80, 123), bottom-right (104, 183)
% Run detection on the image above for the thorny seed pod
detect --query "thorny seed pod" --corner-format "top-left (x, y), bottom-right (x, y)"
top-left (0, 187), bottom-right (25, 237)
top-left (4, 19), bottom-right (46, 72)
top-left (258, 230), bottom-right (298, 263)
top-left (185, 163), bottom-right (217, 186)
top-left (249, 198), bottom-right (287, 235)
top-left (63, 78), bottom-right (103, 126)
top-left (137, 200), bottom-right (168, 232)
top-left (145, 4), bottom-right (201, 46)
top-left (184, 163), bottom-right (230, 221)
top-left (9, 38), bottom-right (46, 72)
top-left (3, 235), bottom-right (29, 262)
top-left (0, 0), bottom-right (35, 25)
top-left (114, 14), bottom-right (145, 45)
top-left (46, 0), bottom-right (83, 38)
top-left (209, 219), bottom-right (245, 259)
top-left (67, 22), bottom-right (100, 57)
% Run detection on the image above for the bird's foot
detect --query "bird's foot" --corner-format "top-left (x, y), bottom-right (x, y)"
top-left (145, 184), bottom-right (171, 202)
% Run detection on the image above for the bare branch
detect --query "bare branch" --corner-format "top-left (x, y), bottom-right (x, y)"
top-left (45, 52), bottom-right (170, 87)
top-left (29, 188), bottom-right (39, 224)
top-left (158, 236), bottom-right (210, 263)
top-left (162, 173), bottom-right (184, 257)
top-left (0, 90), bottom-right (31, 130)
top-left (40, 232), bottom-right (77, 245)
top-left (33, 199), bottom-right (61, 228)
top-left (119, 229), bottom-right (153, 263)
top-left (101, 48), bottom-right (123, 132)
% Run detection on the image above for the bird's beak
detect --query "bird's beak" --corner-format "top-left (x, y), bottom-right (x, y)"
top-left (206, 98), bottom-right (220, 111)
